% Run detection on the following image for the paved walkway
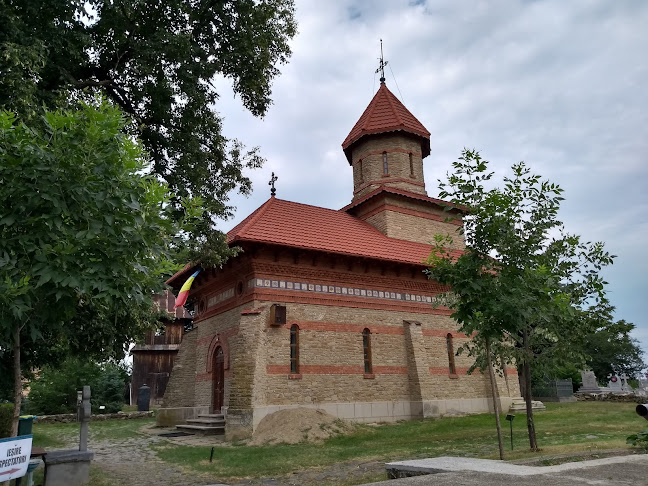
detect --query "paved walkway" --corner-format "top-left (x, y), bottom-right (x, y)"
top-left (370, 454), bottom-right (648, 485)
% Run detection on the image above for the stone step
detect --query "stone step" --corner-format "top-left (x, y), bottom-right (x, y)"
top-left (176, 424), bottom-right (225, 435)
top-left (198, 414), bottom-right (225, 420)
top-left (186, 417), bottom-right (225, 426)
top-left (509, 398), bottom-right (546, 412)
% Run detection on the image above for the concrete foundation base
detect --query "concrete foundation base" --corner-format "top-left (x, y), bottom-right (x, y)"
top-left (43, 450), bottom-right (93, 486)
top-left (156, 406), bottom-right (210, 427)
top-left (221, 397), bottom-right (519, 440)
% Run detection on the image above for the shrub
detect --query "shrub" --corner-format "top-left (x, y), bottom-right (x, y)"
top-left (0, 403), bottom-right (13, 438)
top-left (26, 358), bottom-right (128, 415)
top-left (626, 429), bottom-right (648, 450)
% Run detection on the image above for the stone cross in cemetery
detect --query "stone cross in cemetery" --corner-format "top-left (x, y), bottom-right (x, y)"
top-left (578, 371), bottom-right (602, 393)
top-left (43, 386), bottom-right (94, 486)
top-left (620, 374), bottom-right (633, 393)
top-left (78, 386), bottom-right (91, 451)
top-left (606, 374), bottom-right (633, 394)
top-left (607, 374), bottom-right (623, 393)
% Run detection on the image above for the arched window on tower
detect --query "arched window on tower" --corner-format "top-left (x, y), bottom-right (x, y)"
top-left (362, 328), bottom-right (372, 374)
top-left (446, 333), bottom-right (456, 375)
top-left (358, 159), bottom-right (363, 183)
top-left (382, 152), bottom-right (388, 175)
top-left (409, 152), bottom-right (414, 177)
top-left (290, 324), bottom-right (299, 374)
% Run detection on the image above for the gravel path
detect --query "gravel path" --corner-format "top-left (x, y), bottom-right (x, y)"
top-left (91, 434), bottom-right (201, 486)
top-left (82, 427), bottom-right (387, 486)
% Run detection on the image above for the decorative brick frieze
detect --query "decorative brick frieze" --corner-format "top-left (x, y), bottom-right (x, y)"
top-left (251, 288), bottom-right (453, 315)
top-left (250, 261), bottom-right (442, 291)
top-left (207, 287), bottom-right (235, 308)
top-left (249, 277), bottom-right (449, 306)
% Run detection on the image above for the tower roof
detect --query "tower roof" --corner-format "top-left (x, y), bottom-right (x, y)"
top-left (342, 83), bottom-right (431, 163)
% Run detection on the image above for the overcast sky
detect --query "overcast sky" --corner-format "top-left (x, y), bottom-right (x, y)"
top-left (212, 0), bottom-right (648, 360)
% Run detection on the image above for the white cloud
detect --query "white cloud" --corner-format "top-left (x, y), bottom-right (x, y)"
top-left (215, 0), bottom-right (648, 355)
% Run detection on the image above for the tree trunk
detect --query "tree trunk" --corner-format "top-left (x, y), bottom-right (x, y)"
top-left (485, 337), bottom-right (505, 460)
top-left (522, 329), bottom-right (538, 451)
top-left (11, 321), bottom-right (21, 437)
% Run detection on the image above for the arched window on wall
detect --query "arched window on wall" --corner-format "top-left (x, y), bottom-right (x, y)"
top-left (446, 333), bottom-right (456, 375)
top-left (290, 324), bottom-right (299, 374)
top-left (382, 152), bottom-right (388, 175)
top-left (362, 328), bottom-right (372, 374)
top-left (409, 152), bottom-right (414, 176)
top-left (358, 159), bottom-right (363, 183)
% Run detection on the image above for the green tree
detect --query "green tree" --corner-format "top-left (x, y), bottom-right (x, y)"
top-left (26, 358), bottom-right (129, 415)
top-left (584, 318), bottom-right (645, 380)
top-left (0, 101), bottom-right (181, 435)
top-left (427, 149), bottom-right (614, 452)
top-left (0, 0), bottom-right (297, 266)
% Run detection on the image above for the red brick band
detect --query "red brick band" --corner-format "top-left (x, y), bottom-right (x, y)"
top-left (266, 364), bottom-right (408, 375)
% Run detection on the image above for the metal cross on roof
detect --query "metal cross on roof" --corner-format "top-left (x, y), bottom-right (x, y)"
top-left (375, 38), bottom-right (388, 84)
top-left (269, 172), bottom-right (278, 196)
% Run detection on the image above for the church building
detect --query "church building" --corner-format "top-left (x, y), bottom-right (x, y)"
top-left (161, 78), bottom-right (520, 440)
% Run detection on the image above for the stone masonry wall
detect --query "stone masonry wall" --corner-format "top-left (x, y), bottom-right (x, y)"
top-left (260, 302), bottom-right (510, 406)
top-left (365, 210), bottom-right (465, 250)
top-left (351, 134), bottom-right (426, 200)
top-left (162, 328), bottom-right (197, 407)
top-left (192, 304), bottom-right (248, 412)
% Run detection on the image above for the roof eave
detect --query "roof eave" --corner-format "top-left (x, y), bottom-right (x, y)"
top-left (342, 129), bottom-right (431, 164)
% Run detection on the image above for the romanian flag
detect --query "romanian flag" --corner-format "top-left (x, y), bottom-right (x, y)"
top-left (174, 269), bottom-right (201, 309)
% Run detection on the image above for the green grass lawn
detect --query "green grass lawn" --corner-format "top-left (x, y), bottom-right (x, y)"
top-left (154, 402), bottom-right (644, 479)
top-left (30, 402), bottom-right (645, 484)
top-left (32, 416), bottom-right (157, 448)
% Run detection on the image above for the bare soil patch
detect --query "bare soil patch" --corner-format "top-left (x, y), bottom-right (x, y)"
top-left (250, 408), bottom-right (355, 446)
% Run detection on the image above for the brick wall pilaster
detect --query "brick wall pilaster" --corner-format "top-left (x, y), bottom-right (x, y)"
top-left (403, 320), bottom-right (434, 415)
top-left (162, 329), bottom-right (197, 407)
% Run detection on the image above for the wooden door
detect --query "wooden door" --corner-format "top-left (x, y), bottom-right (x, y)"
top-left (213, 347), bottom-right (224, 413)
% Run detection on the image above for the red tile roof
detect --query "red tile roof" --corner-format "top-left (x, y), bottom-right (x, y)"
top-left (342, 83), bottom-right (431, 163)
top-left (226, 197), bottom-right (462, 266)
top-left (342, 186), bottom-right (466, 214)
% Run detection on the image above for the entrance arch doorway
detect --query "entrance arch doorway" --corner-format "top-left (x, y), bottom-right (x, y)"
top-left (213, 346), bottom-right (224, 413)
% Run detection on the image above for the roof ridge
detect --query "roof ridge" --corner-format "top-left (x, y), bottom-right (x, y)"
top-left (342, 186), bottom-right (462, 213)
top-left (227, 197), bottom-right (276, 243)
top-left (361, 87), bottom-right (382, 134)
top-left (383, 84), bottom-right (405, 128)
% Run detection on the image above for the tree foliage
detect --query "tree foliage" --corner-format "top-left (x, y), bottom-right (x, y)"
top-left (427, 149), bottom-right (614, 451)
top-left (583, 318), bottom-right (645, 380)
top-left (0, 0), bottom-right (297, 266)
top-left (26, 358), bottom-right (129, 415)
top-left (0, 101), bottom-right (178, 352)
top-left (0, 101), bottom-right (181, 432)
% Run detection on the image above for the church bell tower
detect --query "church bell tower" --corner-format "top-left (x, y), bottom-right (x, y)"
top-left (341, 54), bottom-right (464, 251)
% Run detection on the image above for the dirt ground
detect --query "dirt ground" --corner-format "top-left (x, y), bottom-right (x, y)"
top-left (249, 408), bottom-right (355, 446)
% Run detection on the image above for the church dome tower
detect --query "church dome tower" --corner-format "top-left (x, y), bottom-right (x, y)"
top-left (341, 79), bottom-right (464, 250)
top-left (342, 80), bottom-right (431, 201)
